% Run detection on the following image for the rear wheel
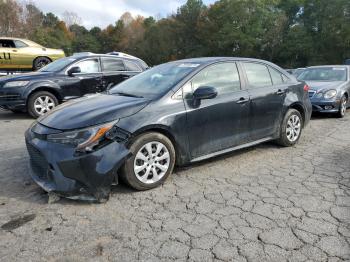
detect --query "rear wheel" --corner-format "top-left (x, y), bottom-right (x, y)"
top-left (27, 91), bottom-right (58, 118)
top-left (276, 109), bottom-right (303, 147)
top-left (337, 95), bottom-right (347, 118)
top-left (120, 132), bottom-right (175, 190)
top-left (33, 57), bottom-right (51, 71)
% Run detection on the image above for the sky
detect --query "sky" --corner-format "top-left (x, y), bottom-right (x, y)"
top-left (31, 0), bottom-right (216, 29)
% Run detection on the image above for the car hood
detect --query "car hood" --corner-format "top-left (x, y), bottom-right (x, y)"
top-left (0, 71), bottom-right (54, 83)
top-left (38, 94), bottom-right (150, 130)
top-left (305, 81), bottom-right (345, 91)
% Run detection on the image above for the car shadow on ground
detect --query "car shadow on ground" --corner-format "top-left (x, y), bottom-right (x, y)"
top-left (0, 109), bottom-right (32, 121)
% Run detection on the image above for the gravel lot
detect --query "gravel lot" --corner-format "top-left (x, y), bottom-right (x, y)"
top-left (0, 109), bottom-right (349, 262)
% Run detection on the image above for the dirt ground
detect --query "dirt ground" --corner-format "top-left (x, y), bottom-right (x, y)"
top-left (0, 109), bottom-right (349, 261)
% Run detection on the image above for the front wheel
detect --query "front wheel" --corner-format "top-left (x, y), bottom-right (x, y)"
top-left (33, 57), bottom-right (51, 71)
top-left (120, 132), bottom-right (176, 190)
top-left (276, 109), bottom-right (303, 147)
top-left (337, 95), bottom-right (347, 118)
top-left (27, 91), bottom-right (58, 118)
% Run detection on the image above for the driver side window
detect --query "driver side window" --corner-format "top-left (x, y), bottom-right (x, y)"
top-left (185, 62), bottom-right (241, 98)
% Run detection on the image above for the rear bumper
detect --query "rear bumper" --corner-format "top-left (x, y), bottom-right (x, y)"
top-left (25, 126), bottom-right (130, 201)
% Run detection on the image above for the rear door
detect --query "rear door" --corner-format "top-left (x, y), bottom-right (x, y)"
top-left (240, 62), bottom-right (286, 140)
top-left (184, 62), bottom-right (251, 158)
top-left (101, 57), bottom-right (132, 91)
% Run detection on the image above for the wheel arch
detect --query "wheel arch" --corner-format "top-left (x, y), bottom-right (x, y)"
top-left (288, 102), bottom-right (306, 127)
top-left (27, 86), bottom-right (62, 103)
top-left (129, 125), bottom-right (187, 165)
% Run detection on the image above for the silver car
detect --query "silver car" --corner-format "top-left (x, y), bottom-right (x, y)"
top-left (298, 65), bottom-right (350, 117)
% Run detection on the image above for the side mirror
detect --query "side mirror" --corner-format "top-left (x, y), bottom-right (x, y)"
top-left (68, 66), bottom-right (81, 76)
top-left (193, 86), bottom-right (218, 100)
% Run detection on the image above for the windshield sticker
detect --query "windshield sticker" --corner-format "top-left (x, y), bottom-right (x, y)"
top-left (178, 63), bottom-right (200, 68)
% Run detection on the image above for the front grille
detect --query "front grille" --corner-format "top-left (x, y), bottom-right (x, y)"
top-left (0, 94), bottom-right (21, 101)
top-left (26, 142), bottom-right (49, 180)
top-left (308, 90), bottom-right (316, 98)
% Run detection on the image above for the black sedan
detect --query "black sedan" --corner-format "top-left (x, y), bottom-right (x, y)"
top-left (0, 53), bottom-right (148, 118)
top-left (25, 57), bottom-right (312, 202)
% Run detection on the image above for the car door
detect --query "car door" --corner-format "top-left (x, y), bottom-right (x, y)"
top-left (183, 62), bottom-right (251, 158)
top-left (0, 39), bottom-right (15, 70)
top-left (101, 57), bottom-right (132, 91)
top-left (64, 58), bottom-right (103, 96)
top-left (240, 62), bottom-right (286, 140)
top-left (12, 39), bottom-right (36, 69)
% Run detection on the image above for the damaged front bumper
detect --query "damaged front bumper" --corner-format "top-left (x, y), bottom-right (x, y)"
top-left (25, 124), bottom-right (130, 202)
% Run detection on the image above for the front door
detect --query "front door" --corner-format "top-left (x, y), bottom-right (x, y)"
top-left (59, 58), bottom-right (103, 98)
top-left (184, 62), bottom-right (251, 158)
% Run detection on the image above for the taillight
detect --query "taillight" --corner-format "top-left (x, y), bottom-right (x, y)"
top-left (303, 84), bottom-right (310, 92)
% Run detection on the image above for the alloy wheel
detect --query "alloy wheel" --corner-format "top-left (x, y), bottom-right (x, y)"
top-left (34, 96), bottom-right (55, 115)
top-left (133, 141), bottom-right (170, 184)
top-left (286, 114), bottom-right (301, 142)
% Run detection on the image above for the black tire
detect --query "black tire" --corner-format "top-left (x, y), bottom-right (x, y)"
top-left (336, 95), bottom-right (347, 118)
top-left (33, 57), bottom-right (51, 71)
top-left (27, 91), bottom-right (58, 118)
top-left (120, 132), bottom-right (176, 191)
top-left (276, 109), bottom-right (303, 147)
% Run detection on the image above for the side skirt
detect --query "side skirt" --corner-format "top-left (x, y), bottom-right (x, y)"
top-left (190, 137), bottom-right (274, 163)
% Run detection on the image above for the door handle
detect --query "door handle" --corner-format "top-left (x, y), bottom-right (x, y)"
top-left (276, 89), bottom-right (285, 95)
top-left (236, 97), bottom-right (250, 104)
top-left (12, 50), bottom-right (17, 52)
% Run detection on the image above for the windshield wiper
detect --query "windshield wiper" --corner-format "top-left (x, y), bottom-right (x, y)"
top-left (113, 92), bottom-right (144, 98)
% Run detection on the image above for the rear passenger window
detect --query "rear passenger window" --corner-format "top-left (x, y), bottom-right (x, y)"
top-left (102, 58), bottom-right (125, 71)
top-left (269, 67), bottom-right (284, 85)
top-left (124, 60), bottom-right (141, 71)
top-left (191, 62), bottom-right (241, 95)
top-left (243, 62), bottom-right (272, 88)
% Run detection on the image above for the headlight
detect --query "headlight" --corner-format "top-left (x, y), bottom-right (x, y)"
top-left (3, 81), bottom-right (30, 88)
top-left (323, 89), bottom-right (337, 99)
top-left (47, 121), bottom-right (118, 152)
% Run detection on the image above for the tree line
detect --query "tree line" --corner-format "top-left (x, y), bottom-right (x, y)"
top-left (0, 0), bottom-right (349, 68)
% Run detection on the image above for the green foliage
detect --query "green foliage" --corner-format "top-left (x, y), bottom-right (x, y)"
top-left (2, 0), bottom-right (349, 67)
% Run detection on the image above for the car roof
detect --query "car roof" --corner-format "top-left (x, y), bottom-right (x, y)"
top-left (0, 37), bottom-right (23, 40)
top-left (173, 57), bottom-right (281, 66)
top-left (173, 56), bottom-right (284, 70)
top-left (71, 52), bottom-right (142, 61)
top-left (307, 65), bottom-right (350, 69)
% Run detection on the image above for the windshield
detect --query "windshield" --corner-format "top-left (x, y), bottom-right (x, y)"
top-left (298, 67), bottom-right (347, 82)
top-left (109, 62), bottom-right (200, 98)
top-left (39, 57), bottom-right (76, 72)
